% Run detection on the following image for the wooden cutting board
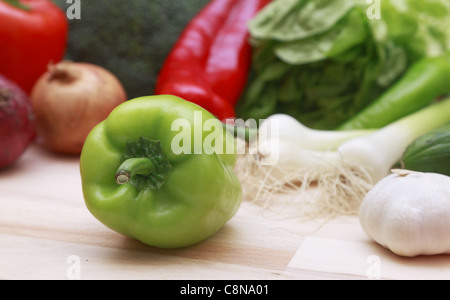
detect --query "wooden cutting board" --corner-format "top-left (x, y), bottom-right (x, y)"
top-left (1, 144), bottom-right (449, 280)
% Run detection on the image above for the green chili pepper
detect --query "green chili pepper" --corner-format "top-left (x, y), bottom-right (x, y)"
top-left (339, 52), bottom-right (450, 130)
top-left (80, 95), bottom-right (242, 248)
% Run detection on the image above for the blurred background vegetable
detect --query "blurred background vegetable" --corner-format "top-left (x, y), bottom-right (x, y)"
top-left (0, 74), bottom-right (35, 169)
top-left (155, 0), bottom-right (271, 121)
top-left (399, 124), bottom-right (450, 176)
top-left (0, 0), bottom-right (68, 94)
top-left (52, 0), bottom-right (210, 99)
top-left (30, 61), bottom-right (127, 155)
top-left (237, 0), bottom-right (450, 129)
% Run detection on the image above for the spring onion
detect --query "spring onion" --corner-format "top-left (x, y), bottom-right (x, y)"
top-left (236, 97), bottom-right (450, 219)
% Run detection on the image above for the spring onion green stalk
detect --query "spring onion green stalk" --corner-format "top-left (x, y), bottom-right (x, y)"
top-left (236, 97), bottom-right (450, 219)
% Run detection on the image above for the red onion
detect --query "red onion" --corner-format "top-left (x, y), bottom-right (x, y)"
top-left (0, 74), bottom-right (35, 169)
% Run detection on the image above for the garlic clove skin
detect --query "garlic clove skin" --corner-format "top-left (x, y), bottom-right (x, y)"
top-left (359, 170), bottom-right (450, 257)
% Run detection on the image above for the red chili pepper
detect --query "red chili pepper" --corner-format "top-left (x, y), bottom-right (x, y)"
top-left (0, 0), bottom-right (68, 94)
top-left (155, 0), bottom-right (271, 121)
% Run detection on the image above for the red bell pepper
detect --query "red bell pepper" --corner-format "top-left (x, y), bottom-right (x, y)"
top-left (0, 0), bottom-right (68, 94)
top-left (155, 0), bottom-right (271, 121)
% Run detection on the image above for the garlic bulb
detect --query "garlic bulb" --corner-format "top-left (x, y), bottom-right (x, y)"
top-left (359, 169), bottom-right (450, 257)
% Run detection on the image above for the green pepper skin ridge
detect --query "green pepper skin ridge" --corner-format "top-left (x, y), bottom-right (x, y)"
top-left (80, 95), bottom-right (242, 248)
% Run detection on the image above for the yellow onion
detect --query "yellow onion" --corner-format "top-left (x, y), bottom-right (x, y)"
top-left (30, 61), bottom-right (127, 155)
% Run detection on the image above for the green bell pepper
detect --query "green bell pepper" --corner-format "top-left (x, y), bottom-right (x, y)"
top-left (80, 95), bottom-right (242, 248)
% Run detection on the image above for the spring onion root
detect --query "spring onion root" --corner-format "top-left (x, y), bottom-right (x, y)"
top-left (235, 97), bottom-right (450, 220)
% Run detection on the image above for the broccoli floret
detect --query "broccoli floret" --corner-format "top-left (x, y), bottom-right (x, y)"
top-left (53, 0), bottom-right (209, 99)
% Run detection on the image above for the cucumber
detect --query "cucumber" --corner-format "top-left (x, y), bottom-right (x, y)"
top-left (400, 124), bottom-right (450, 176)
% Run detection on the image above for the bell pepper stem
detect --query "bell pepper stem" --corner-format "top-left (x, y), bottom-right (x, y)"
top-left (115, 157), bottom-right (155, 185)
top-left (3, 0), bottom-right (31, 11)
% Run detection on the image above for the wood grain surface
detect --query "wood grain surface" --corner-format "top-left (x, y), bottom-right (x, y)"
top-left (1, 144), bottom-right (449, 280)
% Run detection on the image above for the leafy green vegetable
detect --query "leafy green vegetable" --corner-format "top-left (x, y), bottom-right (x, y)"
top-left (237, 0), bottom-right (450, 129)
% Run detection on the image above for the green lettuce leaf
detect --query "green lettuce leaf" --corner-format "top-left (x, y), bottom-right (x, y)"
top-left (237, 0), bottom-right (450, 129)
